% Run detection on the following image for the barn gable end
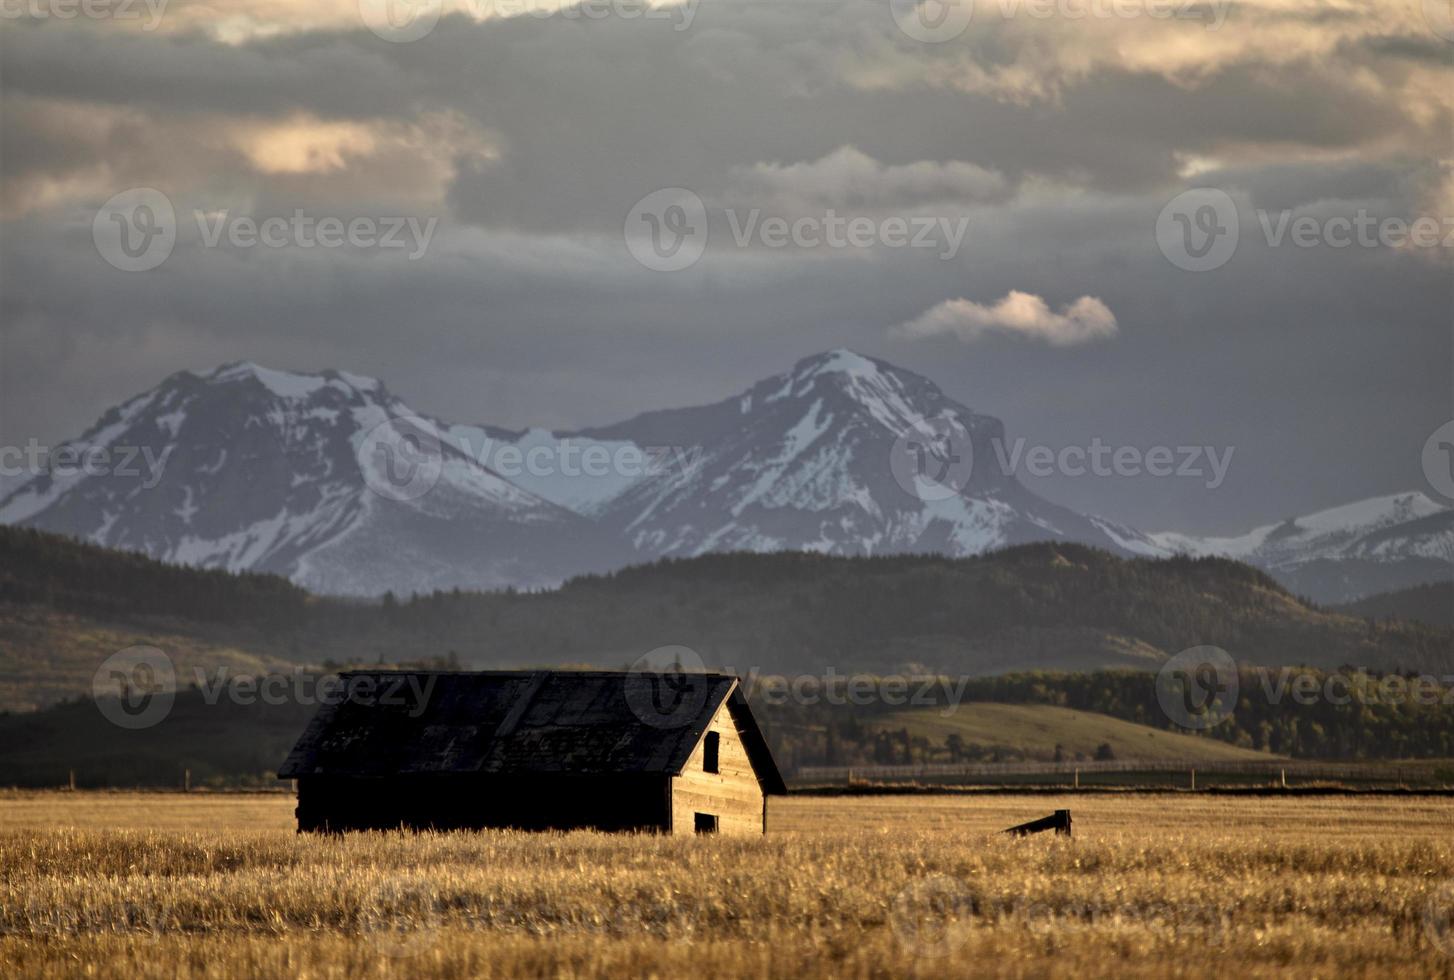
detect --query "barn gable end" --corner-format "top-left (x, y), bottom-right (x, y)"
top-left (671, 694), bottom-right (770, 835)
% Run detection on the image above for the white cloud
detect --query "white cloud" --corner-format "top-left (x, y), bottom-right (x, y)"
top-left (725, 146), bottom-right (1008, 212)
top-left (894, 290), bottom-right (1118, 346)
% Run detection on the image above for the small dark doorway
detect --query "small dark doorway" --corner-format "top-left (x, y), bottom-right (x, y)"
top-left (703, 731), bottom-right (720, 773)
top-left (694, 812), bottom-right (718, 834)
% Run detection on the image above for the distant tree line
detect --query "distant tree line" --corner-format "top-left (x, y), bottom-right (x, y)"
top-left (747, 668), bottom-right (1454, 769)
top-left (0, 525), bottom-right (309, 624)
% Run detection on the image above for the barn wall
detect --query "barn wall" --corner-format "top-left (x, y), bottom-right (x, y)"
top-left (296, 773), bottom-right (671, 833)
top-left (670, 701), bottom-right (765, 835)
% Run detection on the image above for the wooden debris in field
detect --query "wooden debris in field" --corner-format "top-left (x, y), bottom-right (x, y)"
top-left (1002, 809), bottom-right (1073, 837)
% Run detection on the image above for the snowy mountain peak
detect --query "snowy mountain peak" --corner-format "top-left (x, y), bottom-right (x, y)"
top-left (200, 361), bottom-right (385, 401)
top-left (794, 348), bottom-right (884, 381)
top-left (757, 349), bottom-right (968, 439)
top-left (1148, 490), bottom-right (1451, 601)
top-left (1151, 491), bottom-right (1448, 559)
top-left (1285, 491), bottom-right (1443, 532)
top-left (0, 359), bottom-right (607, 595)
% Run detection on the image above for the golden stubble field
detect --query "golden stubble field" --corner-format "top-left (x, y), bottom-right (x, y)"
top-left (1, 791), bottom-right (1452, 979)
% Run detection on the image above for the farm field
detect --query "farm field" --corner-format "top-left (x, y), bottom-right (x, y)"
top-left (2, 792), bottom-right (1452, 978)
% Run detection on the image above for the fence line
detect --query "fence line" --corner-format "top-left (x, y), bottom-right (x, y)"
top-left (793, 760), bottom-right (1423, 783)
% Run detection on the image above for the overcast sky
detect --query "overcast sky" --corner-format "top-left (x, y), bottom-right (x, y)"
top-left (1, 0), bottom-right (1450, 534)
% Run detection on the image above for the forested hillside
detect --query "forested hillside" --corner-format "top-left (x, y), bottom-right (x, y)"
top-left (2, 526), bottom-right (1451, 714)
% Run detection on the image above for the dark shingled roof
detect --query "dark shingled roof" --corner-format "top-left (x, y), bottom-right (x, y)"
top-left (278, 670), bottom-right (786, 794)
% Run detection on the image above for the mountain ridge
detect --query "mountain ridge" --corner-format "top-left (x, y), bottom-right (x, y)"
top-left (2, 350), bottom-right (1447, 600)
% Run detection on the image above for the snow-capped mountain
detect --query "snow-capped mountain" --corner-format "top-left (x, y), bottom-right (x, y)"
top-left (1151, 492), bottom-right (1453, 603)
top-left (0, 362), bottom-right (615, 595)
top-left (2, 350), bottom-right (1447, 600)
top-left (577, 349), bottom-right (1157, 560)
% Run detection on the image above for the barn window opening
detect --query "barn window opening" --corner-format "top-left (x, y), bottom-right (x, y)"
top-left (703, 731), bottom-right (720, 773)
top-left (694, 812), bottom-right (718, 834)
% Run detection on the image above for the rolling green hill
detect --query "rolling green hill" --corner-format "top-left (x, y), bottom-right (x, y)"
top-left (871, 703), bottom-right (1280, 763)
top-left (1335, 581), bottom-right (1454, 628)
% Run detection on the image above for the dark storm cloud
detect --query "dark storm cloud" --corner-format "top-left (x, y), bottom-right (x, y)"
top-left (4, 8), bottom-right (1448, 225)
top-left (0, 3), bottom-right (1450, 533)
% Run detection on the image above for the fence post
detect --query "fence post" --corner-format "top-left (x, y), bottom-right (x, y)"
top-left (1190, 768), bottom-right (1196, 791)
top-left (68, 769), bottom-right (76, 792)
top-left (1074, 768), bottom-right (1079, 790)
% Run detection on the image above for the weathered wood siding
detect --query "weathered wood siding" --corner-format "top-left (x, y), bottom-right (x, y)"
top-left (670, 701), bottom-right (765, 835)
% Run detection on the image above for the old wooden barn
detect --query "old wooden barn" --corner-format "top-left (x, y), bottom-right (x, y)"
top-left (278, 670), bottom-right (786, 834)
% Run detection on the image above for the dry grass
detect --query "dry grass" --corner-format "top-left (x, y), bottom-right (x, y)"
top-left (1, 791), bottom-right (1452, 978)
